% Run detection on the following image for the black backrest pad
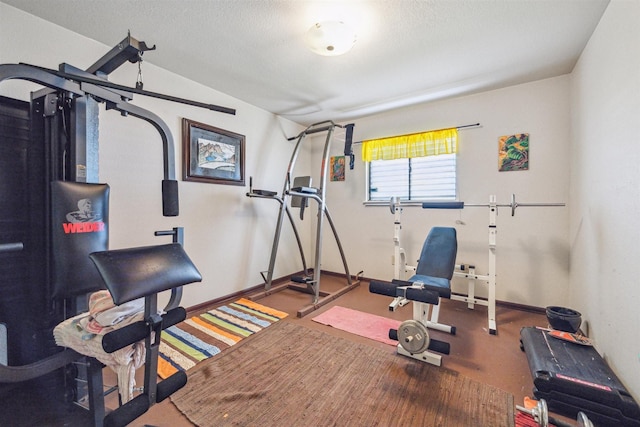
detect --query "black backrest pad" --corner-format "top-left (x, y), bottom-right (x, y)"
top-left (89, 243), bottom-right (202, 305)
top-left (51, 181), bottom-right (109, 298)
top-left (415, 227), bottom-right (457, 280)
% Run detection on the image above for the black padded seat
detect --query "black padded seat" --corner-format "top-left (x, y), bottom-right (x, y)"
top-left (406, 274), bottom-right (451, 298)
top-left (89, 243), bottom-right (202, 305)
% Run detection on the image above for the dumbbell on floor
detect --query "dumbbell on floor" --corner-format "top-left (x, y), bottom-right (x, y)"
top-left (516, 398), bottom-right (594, 427)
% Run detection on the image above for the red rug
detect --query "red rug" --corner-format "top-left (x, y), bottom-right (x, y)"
top-left (311, 306), bottom-right (401, 346)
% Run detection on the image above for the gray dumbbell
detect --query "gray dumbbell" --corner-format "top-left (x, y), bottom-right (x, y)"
top-left (516, 399), bottom-right (594, 427)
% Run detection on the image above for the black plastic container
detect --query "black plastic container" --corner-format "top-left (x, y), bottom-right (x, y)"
top-left (546, 306), bottom-right (582, 333)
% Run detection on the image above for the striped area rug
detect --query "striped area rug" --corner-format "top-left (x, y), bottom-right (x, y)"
top-left (157, 298), bottom-right (288, 379)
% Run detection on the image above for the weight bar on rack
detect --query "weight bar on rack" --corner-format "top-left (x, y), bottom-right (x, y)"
top-left (422, 193), bottom-right (565, 216)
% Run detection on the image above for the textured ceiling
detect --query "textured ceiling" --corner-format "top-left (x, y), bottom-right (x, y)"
top-left (3, 0), bottom-right (610, 126)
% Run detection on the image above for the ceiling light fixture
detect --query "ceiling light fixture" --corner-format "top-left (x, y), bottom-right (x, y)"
top-left (304, 21), bottom-right (357, 56)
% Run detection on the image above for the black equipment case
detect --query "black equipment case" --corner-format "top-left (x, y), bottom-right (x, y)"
top-left (520, 326), bottom-right (640, 426)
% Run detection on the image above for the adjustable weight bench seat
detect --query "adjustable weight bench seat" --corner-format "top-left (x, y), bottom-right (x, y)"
top-left (52, 242), bottom-right (202, 427)
top-left (370, 226), bottom-right (457, 366)
top-left (407, 226), bottom-right (458, 335)
top-left (86, 242), bottom-right (202, 427)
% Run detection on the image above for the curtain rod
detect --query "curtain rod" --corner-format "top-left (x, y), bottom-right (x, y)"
top-left (352, 122), bottom-right (480, 144)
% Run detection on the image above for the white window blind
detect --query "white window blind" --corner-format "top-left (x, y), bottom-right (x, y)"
top-left (368, 154), bottom-right (456, 202)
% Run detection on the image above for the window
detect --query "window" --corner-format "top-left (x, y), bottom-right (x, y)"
top-left (367, 153), bottom-right (456, 202)
top-left (362, 127), bottom-right (458, 202)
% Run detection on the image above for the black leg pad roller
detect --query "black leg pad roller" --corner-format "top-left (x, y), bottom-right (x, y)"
top-left (156, 370), bottom-right (188, 403)
top-left (102, 307), bottom-right (186, 353)
top-left (104, 393), bottom-right (150, 427)
top-left (389, 329), bottom-right (449, 354)
top-left (428, 339), bottom-right (450, 355)
top-left (405, 287), bottom-right (440, 305)
top-left (369, 280), bottom-right (398, 297)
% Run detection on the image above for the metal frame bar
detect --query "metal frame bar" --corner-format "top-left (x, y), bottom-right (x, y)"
top-left (396, 343), bottom-right (442, 367)
top-left (23, 62), bottom-right (236, 115)
top-left (389, 194), bottom-right (564, 334)
top-left (247, 121), bottom-right (358, 316)
top-left (0, 64), bottom-right (175, 178)
top-left (247, 193), bottom-right (309, 290)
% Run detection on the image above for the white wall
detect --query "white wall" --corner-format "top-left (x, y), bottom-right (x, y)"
top-left (3, 0), bottom-right (637, 402)
top-left (569, 0), bottom-right (640, 401)
top-left (0, 3), bottom-right (307, 308)
top-left (318, 76), bottom-right (571, 308)
top-left (0, 3), bottom-right (577, 312)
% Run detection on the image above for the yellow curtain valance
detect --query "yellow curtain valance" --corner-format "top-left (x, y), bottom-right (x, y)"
top-left (361, 128), bottom-right (458, 162)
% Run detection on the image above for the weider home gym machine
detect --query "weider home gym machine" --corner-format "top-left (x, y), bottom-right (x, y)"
top-left (0, 33), bottom-right (234, 426)
top-left (247, 121), bottom-right (360, 317)
top-left (387, 194), bottom-right (564, 335)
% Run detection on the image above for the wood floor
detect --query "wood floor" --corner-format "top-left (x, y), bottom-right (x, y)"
top-left (125, 275), bottom-right (548, 427)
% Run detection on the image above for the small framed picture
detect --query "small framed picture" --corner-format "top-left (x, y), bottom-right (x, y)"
top-left (182, 118), bottom-right (245, 185)
top-left (498, 133), bottom-right (529, 172)
top-left (330, 156), bottom-right (345, 181)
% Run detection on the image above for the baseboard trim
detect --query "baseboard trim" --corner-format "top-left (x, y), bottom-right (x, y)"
top-left (186, 270), bottom-right (546, 315)
top-left (186, 276), bottom-right (286, 314)
top-left (496, 300), bottom-right (545, 314)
